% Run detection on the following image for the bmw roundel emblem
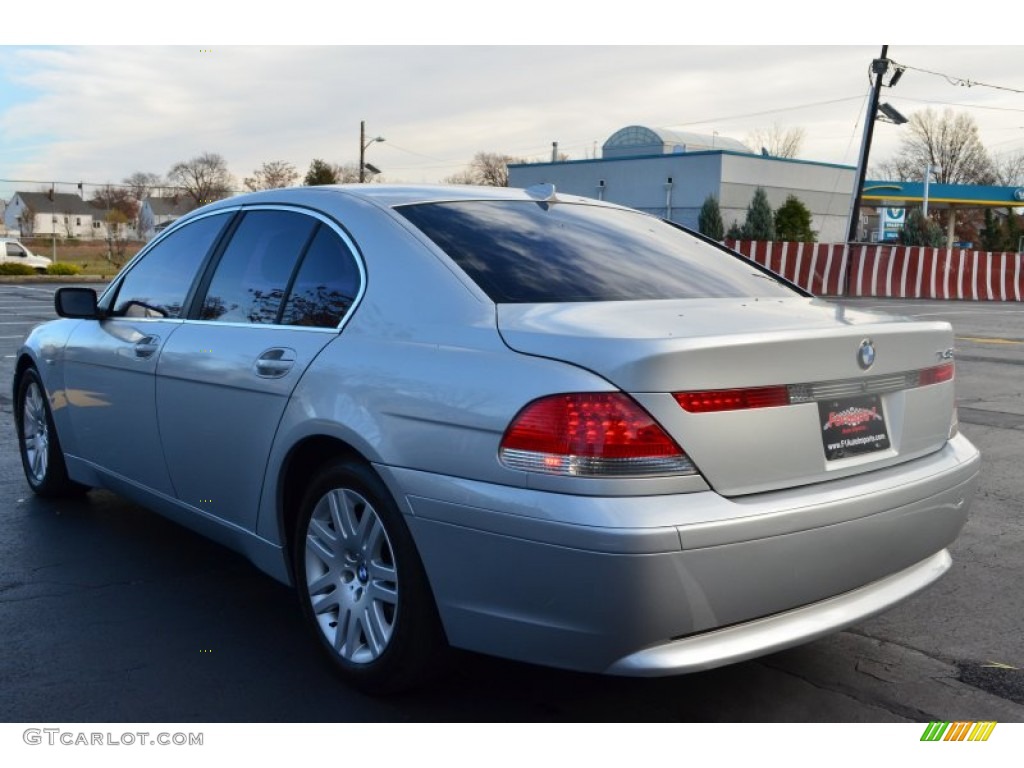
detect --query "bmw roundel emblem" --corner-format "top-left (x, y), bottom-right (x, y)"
top-left (858, 339), bottom-right (876, 370)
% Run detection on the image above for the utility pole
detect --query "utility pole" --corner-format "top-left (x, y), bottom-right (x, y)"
top-left (846, 45), bottom-right (889, 244)
top-left (359, 120), bottom-right (366, 183)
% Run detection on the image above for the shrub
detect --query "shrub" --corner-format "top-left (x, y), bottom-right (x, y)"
top-left (698, 195), bottom-right (725, 240)
top-left (46, 262), bottom-right (82, 275)
top-left (774, 195), bottom-right (817, 242)
top-left (742, 187), bottom-right (776, 241)
top-left (900, 208), bottom-right (945, 247)
top-left (0, 263), bottom-right (37, 276)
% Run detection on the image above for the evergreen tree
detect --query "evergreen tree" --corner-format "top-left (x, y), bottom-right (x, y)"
top-left (698, 195), bottom-right (725, 240)
top-left (742, 187), bottom-right (775, 241)
top-left (1006, 210), bottom-right (1022, 253)
top-left (773, 195), bottom-right (816, 242)
top-left (899, 208), bottom-right (945, 247)
top-left (304, 159), bottom-right (339, 186)
top-left (979, 209), bottom-right (1006, 252)
top-left (725, 221), bottom-right (744, 240)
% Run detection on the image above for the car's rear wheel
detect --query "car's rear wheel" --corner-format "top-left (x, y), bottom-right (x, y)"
top-left (294, 458), bottom-right (448, 693)
top-left (15, 368), bottom-right (86, 497)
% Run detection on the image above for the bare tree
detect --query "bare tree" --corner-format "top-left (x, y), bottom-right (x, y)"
top-left (122, 172), bottom-right (162, 233)
top-left (875, 108), bottom-right (993, 184)
top-left (104, 209), bottom-right (130, 265)
top-left (167, 152), bottom-right (235, 205)
top-left (444, 151), bottom-right (526, 187)
top-left (443, 169), bottom-right (477, 185)
top-left (123, 171), bottom-right (163, 201)
top-left (334, 163), bottom-right (363, 183)
top-left (244, 160), bottom-right (299, 191)
top-left (991, 150), bottom-right (1024, 188)
top-left (91, 185), bottom-right (139, 223)
top-left (745, 124), bottom-right (805, 158)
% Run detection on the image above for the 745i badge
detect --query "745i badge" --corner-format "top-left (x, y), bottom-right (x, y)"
top-left (819, 394), bottom-right (891, 461)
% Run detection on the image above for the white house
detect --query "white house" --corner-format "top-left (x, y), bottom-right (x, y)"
top-left (139, 196), bottom-right (197, 238)
top-left (4, 192), bottom-right (98, 239)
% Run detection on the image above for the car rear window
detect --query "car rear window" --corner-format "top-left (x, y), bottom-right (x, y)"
top-left (396, 200), bottom-right (796, 303)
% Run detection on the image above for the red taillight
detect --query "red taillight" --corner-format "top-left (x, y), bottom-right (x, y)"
top-left (499, 393), bottom-right (695, 477)
top-left (673, 386), bottom-right (791, 413)
top-left (919, 362), bottom-right (954, 386)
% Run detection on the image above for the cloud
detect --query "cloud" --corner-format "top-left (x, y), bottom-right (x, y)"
top-left (1, 45), bottom-right (1023, 201)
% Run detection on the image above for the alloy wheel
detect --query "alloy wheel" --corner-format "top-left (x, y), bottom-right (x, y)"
top-left (21, 380), bottom-right (50, 485)
top-left (304, 487), bottom-right (399, 664)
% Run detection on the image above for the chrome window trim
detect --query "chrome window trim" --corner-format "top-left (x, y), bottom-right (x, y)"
top-left (103, 204), bottom-right (366, 333)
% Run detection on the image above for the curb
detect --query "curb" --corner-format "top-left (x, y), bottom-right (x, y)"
top-left (0, 275), bottom-right (111, 284)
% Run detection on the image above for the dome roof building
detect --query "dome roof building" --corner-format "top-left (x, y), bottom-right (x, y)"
top-left (602, 125), bottom-right (752, 158)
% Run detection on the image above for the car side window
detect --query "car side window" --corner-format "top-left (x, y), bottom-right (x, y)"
top-left (200, 210), bottom-right (317, 324)
top-left (112, 213), bottom-right (230, 318)
top-left (7, 243), bottom-right (26, 257)
top-left (279, 225), bottom-right (361, 328)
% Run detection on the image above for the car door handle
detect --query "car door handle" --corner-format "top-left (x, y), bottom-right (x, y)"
top-left (255, 348), bottom-right (296, 378)
top-left (134, 335), bottom-right (161, 359)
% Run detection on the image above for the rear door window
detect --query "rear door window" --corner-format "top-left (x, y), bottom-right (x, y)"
top-left (279, 226), bottom-right (361, 327)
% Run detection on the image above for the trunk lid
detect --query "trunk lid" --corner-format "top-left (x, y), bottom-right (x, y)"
top-left (498, 298), bottom-right (956, 495)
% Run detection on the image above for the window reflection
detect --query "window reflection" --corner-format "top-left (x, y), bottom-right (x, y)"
top-left (113, 213), bottom-right (229, 318)
top-left (201, 210), bottom-right (316, 324)
top-left (280, 226), bottom-right (359, 327)
top-left (398, 201), bottom-right (796, 303)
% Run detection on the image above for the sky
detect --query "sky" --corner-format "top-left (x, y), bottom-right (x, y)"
top-left (2, 8), bottom-right (1023, 203)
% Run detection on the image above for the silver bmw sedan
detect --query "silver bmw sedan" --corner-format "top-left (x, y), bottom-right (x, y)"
top-left (13, 184), bottom-right (980, 693)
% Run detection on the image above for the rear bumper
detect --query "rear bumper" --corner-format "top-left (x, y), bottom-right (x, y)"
top-left (607, 549), bottom-right (952, 676)
top-left (377, 433), bottom-right (980, 675)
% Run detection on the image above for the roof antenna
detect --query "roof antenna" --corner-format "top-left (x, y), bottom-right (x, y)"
top-left (525, 183), bottom-right (559, 203)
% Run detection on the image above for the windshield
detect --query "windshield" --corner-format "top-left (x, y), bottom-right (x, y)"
top-left (397, 200), bottom-right (796, 303)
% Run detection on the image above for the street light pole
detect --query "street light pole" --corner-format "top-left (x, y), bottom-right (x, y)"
top-left (922, 163), bottom-right (941, 218)
top-left (359, 120), bottom-right (385, 183)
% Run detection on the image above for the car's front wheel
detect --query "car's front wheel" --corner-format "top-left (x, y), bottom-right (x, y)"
top-left (15, 367), bottom-right (86, 497)
top-left (294, 459), bottom-right (448, 693)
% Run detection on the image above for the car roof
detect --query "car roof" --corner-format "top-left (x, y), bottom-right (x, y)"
top-left (194, 183), bottom-right (616, 215)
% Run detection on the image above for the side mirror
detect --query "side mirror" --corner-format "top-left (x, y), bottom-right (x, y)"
top-left (55, 287), bottom-right (101, 319)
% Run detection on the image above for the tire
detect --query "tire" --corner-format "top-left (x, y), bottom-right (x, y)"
top-left (294, 458), bottom-right (448, 694)
top-left (15, 367), bottom-right (86, 497)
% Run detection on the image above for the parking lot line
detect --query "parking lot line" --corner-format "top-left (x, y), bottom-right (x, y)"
top-left (0, 284), bottom-right (56, 293)
top-left (957, 336), bottom-right (1024, 345)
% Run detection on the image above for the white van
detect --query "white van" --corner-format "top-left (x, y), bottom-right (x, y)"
top-left (0, 238), bottom-right (53, 272)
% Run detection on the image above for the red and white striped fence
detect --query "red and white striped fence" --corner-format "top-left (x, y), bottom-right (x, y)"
top-left (727, 240), bottom-right (1024, 301)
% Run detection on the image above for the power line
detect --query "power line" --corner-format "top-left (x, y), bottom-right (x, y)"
top-left (891, 59), bottom-right (1024, 95)
top-left (667, 95), bottom-right (865, 130)
top-left (0, 177), bottom-right (187, 192)
top-left (896, 95), bottom-right (1024, 114)
top-left (382, 141), bottom-right (453, 163)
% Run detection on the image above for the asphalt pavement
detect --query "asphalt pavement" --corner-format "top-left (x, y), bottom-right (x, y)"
top-left (1, 285), bottom-right (1021, 722)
